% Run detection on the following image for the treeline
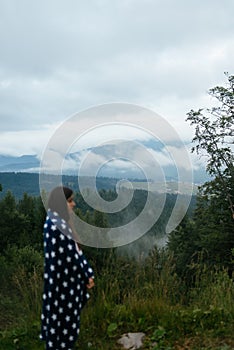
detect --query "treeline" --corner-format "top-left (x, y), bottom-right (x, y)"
top-left (0, 187), bottom-right (196, 287)
top-left (0, 187), bottom-right (193, 253)
top-left (0, 172), bottom-right (121, 199)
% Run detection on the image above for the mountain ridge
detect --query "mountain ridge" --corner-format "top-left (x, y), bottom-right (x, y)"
top-left (0, 151), bottom-right (210, 184)
top-left (0, 172), bottom-right (199, 200)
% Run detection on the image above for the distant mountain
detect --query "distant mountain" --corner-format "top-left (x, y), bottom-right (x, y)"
top-left (0, 155), bottom-right (39, 172)
top-left (0, 171), bottom-right (201, 202)
top-left (0, 139), bottom-right (211, 184)
top-left (64, 140), bottom-right (210, 183)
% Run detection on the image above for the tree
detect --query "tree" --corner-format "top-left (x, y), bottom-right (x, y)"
top-left (167, 216), bottom-right (199, 280)
top-left (0, 191), bottom-right (30, 252)
top-left (18, 193), bottom-right (45, 250)
top-left (93, 209), bottom-right (108, 228)
top-left (186, 73), bottom-right (234, 218)
top-left (168, 74), bottom-right (234, 277)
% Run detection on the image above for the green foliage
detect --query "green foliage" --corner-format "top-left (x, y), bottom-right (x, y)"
top-left (0, 324), bottom-right (44, 350)
top-left (93, 209), bottom-right (109, 227)
top-left (186, 72), bottom-right (234, 218)
top-left (168, 74), bottom-right (234, 281)
top-left (107, 322), bottom-right (118, 338)
top-left (8, 245), bottom-right (43, 275)
top-left (0, 190), bottom-right (45, 254)
top-left (148, 326), bottom-right (172, 350)
top-left (0, 191), bottom-right (28, 252)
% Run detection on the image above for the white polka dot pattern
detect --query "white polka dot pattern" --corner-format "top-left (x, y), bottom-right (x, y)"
top-left (40, 210), bottom-right (94, 350)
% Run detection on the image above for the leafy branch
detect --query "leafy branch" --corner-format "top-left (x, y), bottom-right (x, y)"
top-left (186, 73), bottom-right (234, 219)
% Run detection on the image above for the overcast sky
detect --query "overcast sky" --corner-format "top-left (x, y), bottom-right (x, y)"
top-left (0, 0), bottom-right (234, 159)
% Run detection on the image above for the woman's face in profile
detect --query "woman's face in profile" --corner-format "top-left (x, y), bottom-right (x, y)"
top-left (67, 195), bottom-right (76, 212)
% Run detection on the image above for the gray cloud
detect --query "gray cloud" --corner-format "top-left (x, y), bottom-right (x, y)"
top-left (0, 0), bottom-right (234, 153)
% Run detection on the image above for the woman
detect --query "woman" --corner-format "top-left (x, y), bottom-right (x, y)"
top-left (40, 186), bottom-right (95, 350)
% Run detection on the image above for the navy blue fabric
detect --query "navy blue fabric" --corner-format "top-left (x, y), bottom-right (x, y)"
top-left (40, 210), bottom-right (94, 350)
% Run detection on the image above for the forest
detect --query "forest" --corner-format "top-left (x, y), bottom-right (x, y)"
top-left (0, 75), bottom-right (233, 350)
top-left (0, 172), bottom-right (121, 200)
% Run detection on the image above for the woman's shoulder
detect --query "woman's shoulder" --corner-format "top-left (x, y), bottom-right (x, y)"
top-left (44, 210), bottom-right (59, 230)
top-left (44, 209), bottom-right (74, 241)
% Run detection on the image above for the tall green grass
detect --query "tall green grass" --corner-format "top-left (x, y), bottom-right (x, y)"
top-left (0, 248), bottom-right (233, 350)
top-left (78, 249), bottom-right (234, 349)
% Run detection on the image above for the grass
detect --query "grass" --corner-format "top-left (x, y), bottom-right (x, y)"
top-left (0, 249), bottom-right (233, 350)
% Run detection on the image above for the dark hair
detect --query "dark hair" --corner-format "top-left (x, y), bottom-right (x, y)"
top-left (47, 186), bottom-right (73, 221)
